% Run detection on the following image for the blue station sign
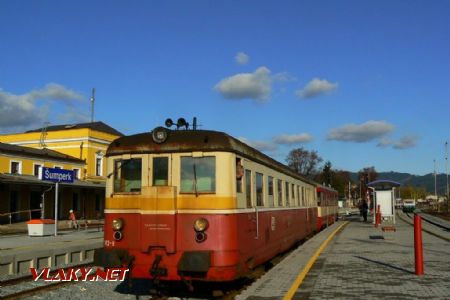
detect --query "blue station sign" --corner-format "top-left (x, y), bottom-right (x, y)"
top-left (41, 167), bottom-right (74, 183)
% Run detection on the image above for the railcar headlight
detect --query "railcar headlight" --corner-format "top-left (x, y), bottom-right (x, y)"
top-left (152, 126), bottom-right (168, 144)
top-left (112, 218), bottom-right (124, 231)
top-left (193, 218), bottom-right (209, 232)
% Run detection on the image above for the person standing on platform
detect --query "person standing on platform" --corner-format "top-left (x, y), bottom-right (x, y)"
top-left (361, 200), bottom-right (368, 222)
top-left (69, 209), bottom-right (78, 229)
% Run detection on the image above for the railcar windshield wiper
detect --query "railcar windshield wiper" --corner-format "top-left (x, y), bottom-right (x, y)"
top-left (193, 163), bottom-right (198, 197)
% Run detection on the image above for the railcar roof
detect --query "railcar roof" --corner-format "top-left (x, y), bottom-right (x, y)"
top-left (107, 128), bottom-right (316, 185)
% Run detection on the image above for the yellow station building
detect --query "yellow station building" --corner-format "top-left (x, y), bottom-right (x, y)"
top-left (0, 121), bottom-right (122, 223)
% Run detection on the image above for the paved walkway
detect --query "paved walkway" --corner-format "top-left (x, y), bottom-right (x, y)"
top-left (239, 215), bottom-right (450, 299)
top-left (296, 216), bottom-right (450, 299)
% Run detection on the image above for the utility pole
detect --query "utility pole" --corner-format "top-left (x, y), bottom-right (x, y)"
top-left (434, 159), bottom-right (437, 201)
top-left (90, 88), bottom-right (95, 123)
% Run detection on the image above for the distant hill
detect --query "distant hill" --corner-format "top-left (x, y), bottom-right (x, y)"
top-left (349, 171), bottom-right (448, 195)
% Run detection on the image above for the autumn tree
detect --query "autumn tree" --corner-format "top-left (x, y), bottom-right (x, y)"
top-left (286, 147), bottom-right (323, 178)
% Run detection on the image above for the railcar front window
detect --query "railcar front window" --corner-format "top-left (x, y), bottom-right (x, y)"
top-left (113, 158), bottom-right (142, 193)
top-left (180, 156), bottom-right (216, 193)
top-left (153, 157), bottom-right (168, 186)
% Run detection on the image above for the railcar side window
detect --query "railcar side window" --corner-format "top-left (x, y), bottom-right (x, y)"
top-left (113, 158), bottom-right (142, 193)
top-left (180, 156), bottom-right (216, 193)
top-left (153, 157), bottom-right (169, 186)
top-left (236, 158), bottom-right (244, 193)
top-left (285, 182), bottom-right (290, 206)
top-left (277, 180), bottom-right (283, 206)
top-left (245, 169), bottom-right (252, 207)
top-left (256, 172), bottom-right (263, 206)
top-left (292, 184), bottom-right (296, 206)
top-left (268, 176), bottom-right (274, 207)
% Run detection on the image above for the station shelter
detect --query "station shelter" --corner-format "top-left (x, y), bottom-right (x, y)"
top-left (367, 179), bottom-right (401, 225)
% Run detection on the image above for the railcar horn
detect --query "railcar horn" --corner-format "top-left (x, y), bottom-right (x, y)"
top-left (165, 118), bottom-right (174, 128)
top-left (177, 118), bottom-right (189, 130)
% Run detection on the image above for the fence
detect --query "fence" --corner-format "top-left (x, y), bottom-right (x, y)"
top-left (0, 209), bottom-right (42, 224)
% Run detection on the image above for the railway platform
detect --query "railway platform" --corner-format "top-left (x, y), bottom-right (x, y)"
top-left (238, 214), bottom-right (450, 299)
top-left (0, 222), bottom-right (103, 280)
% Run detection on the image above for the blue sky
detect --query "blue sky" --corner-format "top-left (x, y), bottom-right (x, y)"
top-left (1, 1), bottom-right (449, 175)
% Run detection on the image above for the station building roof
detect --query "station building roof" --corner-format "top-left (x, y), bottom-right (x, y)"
top-left (25, 121), bottom-right (123, 137)
top-left (0, 142), bottom-right (84, 164)
top-left (0, 173), bottom-right (105, 188)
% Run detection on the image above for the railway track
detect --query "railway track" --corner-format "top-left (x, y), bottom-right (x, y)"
top-left (400, 210), bottom-right (450, 242)
top-left (0, 263), bottom-right (93, 300)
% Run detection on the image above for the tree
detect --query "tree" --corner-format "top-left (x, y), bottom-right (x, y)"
top-left (319, 161), bottom-right (333, 186)
top-left (333, 169), bottom-right (351, 199)
top-left (358, 166), bottom-right (378, 200)
top-left (286, 147), bottom-right (323, 178)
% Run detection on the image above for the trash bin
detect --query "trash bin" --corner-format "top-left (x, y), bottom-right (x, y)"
top-left (27, 219), bottom-right (55, 236)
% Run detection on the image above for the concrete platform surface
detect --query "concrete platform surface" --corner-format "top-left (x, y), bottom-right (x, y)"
top-left (239, 215), bottom-right (450, 299)
top-left (0, 228), bottom-right (103, 280)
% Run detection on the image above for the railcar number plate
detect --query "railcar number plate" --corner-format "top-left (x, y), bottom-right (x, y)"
top-left (104, 240), bottom-right (116, 247)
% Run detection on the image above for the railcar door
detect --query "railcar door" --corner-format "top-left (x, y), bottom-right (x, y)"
top-left (140, 155), bottom-right (177, 253)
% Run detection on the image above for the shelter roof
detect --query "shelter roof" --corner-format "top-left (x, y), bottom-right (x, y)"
top-left (367, 179), bottom-right (401, 190)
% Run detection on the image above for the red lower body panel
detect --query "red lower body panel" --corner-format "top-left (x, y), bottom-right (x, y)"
top-left (102, 208), bottom-right (317, 281)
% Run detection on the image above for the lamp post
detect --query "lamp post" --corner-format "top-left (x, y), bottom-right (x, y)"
top-left (446, 142), bottom-right (449, 212)
top-left (434, 159), bottom-right (437, 201)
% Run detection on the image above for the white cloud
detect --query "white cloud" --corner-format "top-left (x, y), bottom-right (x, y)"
top-left (296, 78), bottom-right (338, 99)
top-left (274, 133), bottom-right (313, 145)
top-left (238, 137), bottom-right (277, 152)
top-left (393, 135), bottom-right (418, 149)
top-left (377, 135), bottom-right (419, 149)
top-left (235, 52), bottom-right (249, 65)
top-left (214, 67), bottom-right (272, 101)
top-left (327, 120), bottom-right (394, 143)
top-left (0, 83), bottom-right (86, 133)
top-left (273, 72), bottom-right (297, 83)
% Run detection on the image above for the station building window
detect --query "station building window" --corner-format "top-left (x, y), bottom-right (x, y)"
top-left (113, 158), bottom-right (142, 193)
top-left (95, 152), bottom-right (104, 176)
top-left (73, 168), bottom-right (80, 179)
top-left (33, 164), bottom-right (42, 177)
top-left (180, 156), bottom-right (216, 193)
top-left (10, 161), bottom-right (22, 174)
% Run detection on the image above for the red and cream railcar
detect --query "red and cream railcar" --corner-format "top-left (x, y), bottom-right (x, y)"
top-left (316, 185), bottom-right (339, 231)
top-left (94, 126), bottom-right (318, 282)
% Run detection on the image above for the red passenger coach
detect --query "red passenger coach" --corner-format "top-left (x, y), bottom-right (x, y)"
top-left (316, 185), bottom-right (339, 231)
top-left (94, 124), bottom-right (319, 283)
